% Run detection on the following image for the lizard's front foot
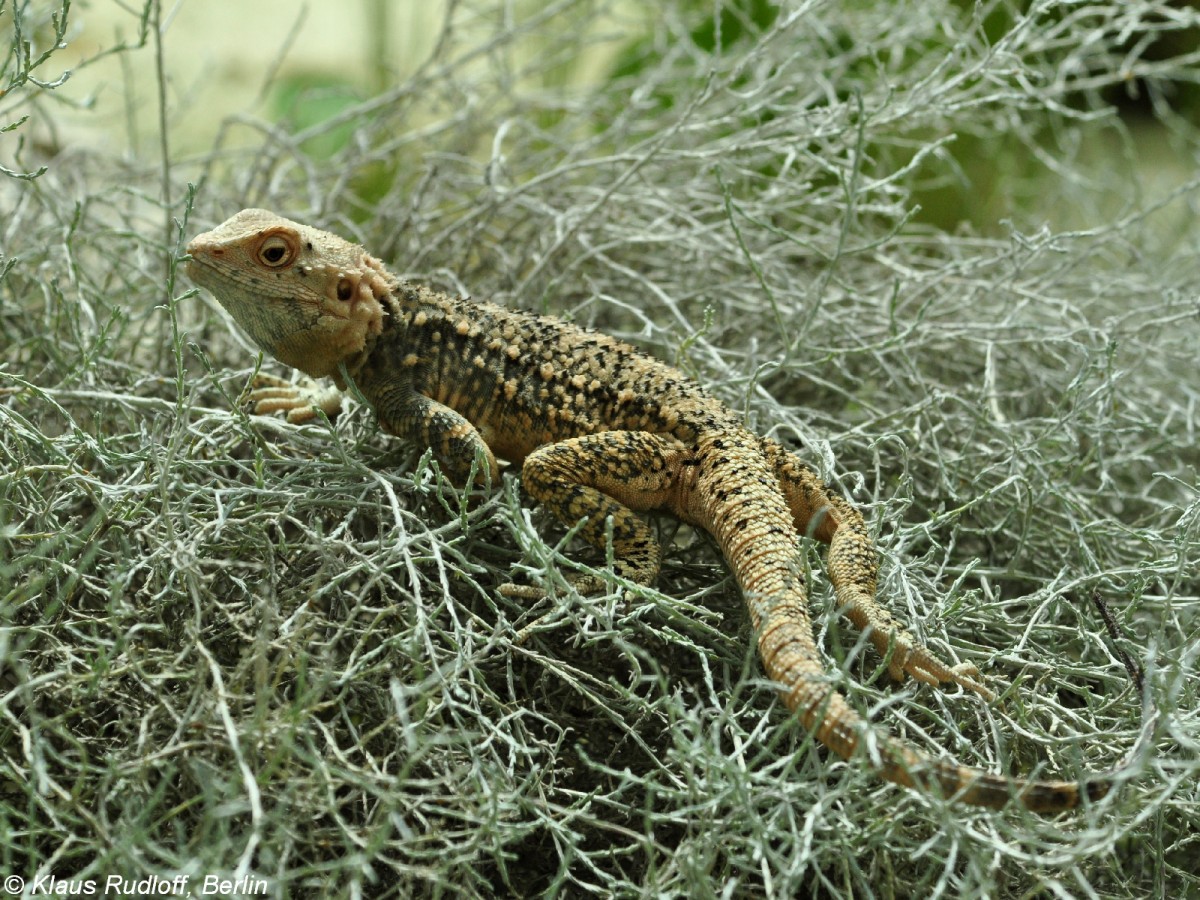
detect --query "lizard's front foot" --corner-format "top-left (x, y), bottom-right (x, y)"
top-left (247, 373), bottom-right (343, 424)
top-left (498, 579), bottom-right (552, 601)
top-left (499, 557), bottom-right (658, 601)
top-left (886, 635), bottom-right (997, 702)
top-left (498, 573), bottom-right (616, 600)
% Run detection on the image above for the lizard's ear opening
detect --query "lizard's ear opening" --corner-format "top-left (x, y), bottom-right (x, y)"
top-left (253, 230), bottom-right (300, 269)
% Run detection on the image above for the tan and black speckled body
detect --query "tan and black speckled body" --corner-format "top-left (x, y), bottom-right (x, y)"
top-left (187, 208), bottom-right (1108, 812)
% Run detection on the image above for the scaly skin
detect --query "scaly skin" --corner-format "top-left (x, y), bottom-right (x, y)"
top-left (187, 208), bottom-right (1109, 811)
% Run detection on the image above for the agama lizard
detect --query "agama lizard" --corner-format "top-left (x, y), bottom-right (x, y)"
top-left (186, 208), bottom-right (1109, 812)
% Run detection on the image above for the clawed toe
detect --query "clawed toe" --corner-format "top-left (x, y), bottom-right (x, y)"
top-left (499, 573), bottom-right (612, 600)
top-left (885, 639), bottom-right (996, 702)
top-left (946, 662), bottom-right (996, 702)
top-left (244, 374), bottom-right (343, 423)
top-left (498, 582), bottom-right (549, 600)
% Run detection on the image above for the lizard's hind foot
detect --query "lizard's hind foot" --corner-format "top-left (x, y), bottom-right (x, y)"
top-left (887, 638), bottom-right (997, 702)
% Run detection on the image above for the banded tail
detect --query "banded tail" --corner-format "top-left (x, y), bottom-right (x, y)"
top-left (689, 430), bottom-right (1109, 812)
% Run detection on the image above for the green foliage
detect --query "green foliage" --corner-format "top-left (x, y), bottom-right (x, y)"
top-left (267, 71), bottom-right (398, 208)
top-left (268, 72), bottom-right (361, 159)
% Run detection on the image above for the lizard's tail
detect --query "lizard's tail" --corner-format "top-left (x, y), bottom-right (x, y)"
top-left (779, 679), bottom-right (1109, 812)
top-left (694, 434), bottom-right (1108, 811)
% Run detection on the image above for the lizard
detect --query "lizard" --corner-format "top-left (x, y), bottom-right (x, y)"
top-left (185, 207), bottom-right (1110, 812)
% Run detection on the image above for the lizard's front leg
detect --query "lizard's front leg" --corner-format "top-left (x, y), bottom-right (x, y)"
top-left (761, 438), bottom-right (993, 700)
top-left (500, 431), bottom-right (691, 598)
top-left (369, 383), bottom-right (499, 486)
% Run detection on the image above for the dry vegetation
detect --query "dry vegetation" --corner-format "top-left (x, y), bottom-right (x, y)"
top-left (2, 0), bottom-right (1199, 897)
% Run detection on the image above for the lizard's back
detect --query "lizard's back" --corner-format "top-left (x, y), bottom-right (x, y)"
top-left (370, 283), bottom-right (732, 464)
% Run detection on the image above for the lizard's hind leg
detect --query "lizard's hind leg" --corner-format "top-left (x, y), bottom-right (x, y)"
top-left (500, 431), bottom-right (691, 598)
top-left (760, 438), bottom-right (993, 700)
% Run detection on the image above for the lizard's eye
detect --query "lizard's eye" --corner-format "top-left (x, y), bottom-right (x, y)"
top-left (256, 234), bottom-right (297, 268)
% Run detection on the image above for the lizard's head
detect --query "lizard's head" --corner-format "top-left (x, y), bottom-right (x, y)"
top-left (186, 208), bottom-right (389, 379)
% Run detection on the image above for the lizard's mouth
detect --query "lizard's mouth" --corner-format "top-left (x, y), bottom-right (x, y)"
top-left (183, 241), bottom-right (217, 281)
top-left (183, 247), bottom-right (210, 287)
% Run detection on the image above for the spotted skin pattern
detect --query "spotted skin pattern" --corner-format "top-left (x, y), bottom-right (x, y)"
top-left (187, 209), bottom-right (1108, 812)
